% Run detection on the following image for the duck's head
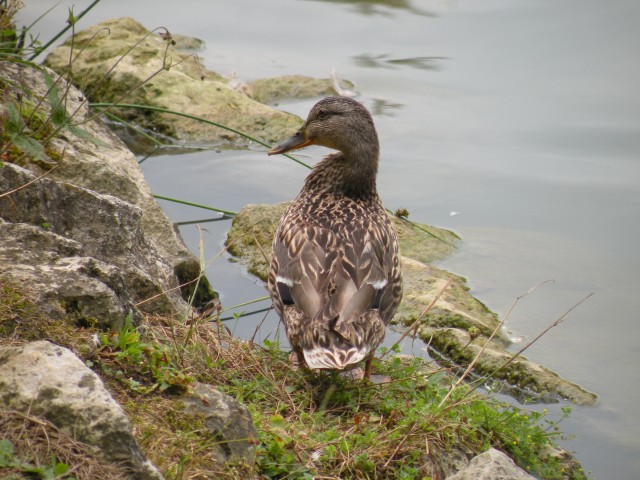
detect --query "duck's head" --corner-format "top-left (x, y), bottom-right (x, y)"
top-left (268, 96), bottom-right (379, 157)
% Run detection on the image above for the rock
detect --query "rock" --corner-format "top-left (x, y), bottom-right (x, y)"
top-left (425, 445), bottom-right (473, 480)
top-left (0, 409), bottom-right (132, 479)
top-left (2, 61), bottom-right (213, 307)
top-left (182, 382), bottom-right (258, 466)
top-left (424, 325), bottom-right (597, 405)
top-left (44, 17), bottom-right (303, 147)
top-left (445, 448), bottom-right (535, 480)
top-left (397, 257), bottom-right (504, 342)
top-left (540, 444), bottom-right (584, 478)
top-left (0, 61), bottom-right (216, 324)
top-left (225, 203), bottom-right (597, 406)
top-left (1, 163), bottom-right (176, 327)
top-left (0, 221), bottom-right (137, 329)
top-left (245, 74), bottom-right (354, 104)
top-left (171, 34), bottom-right (206, 53)
top-left (0, 341), bottom-right (164, 479)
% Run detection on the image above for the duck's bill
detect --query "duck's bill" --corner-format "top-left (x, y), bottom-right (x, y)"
top-left (268, 132), bottom-right (313, 155)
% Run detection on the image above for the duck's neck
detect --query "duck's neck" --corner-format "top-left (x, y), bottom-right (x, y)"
top-left (344, 143), bottom-right (379, 197)
top-left (307, 142), bottom-right (380, 200)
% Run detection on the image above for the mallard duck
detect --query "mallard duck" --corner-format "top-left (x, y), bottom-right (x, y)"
top-left (267, 96), bottom-right (402, 379)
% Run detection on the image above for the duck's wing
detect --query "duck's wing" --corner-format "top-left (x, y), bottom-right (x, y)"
top-left (269, 214), bottom-right (400, 369)
top-left (271, 222), bottom-right (340, 323)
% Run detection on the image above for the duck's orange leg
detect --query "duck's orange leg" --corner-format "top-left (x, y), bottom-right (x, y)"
top-left (364, 355), bottom-right (374, 380)
top-left (289, 349), bottom-right (305, 370)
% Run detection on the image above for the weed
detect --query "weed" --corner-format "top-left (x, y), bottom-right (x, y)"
top-left (0, 439), bottom-right (74, 480)
top-left (0, 409), bottom-right (129, 479)
top-left (97, 313), bottom-right (193, 393)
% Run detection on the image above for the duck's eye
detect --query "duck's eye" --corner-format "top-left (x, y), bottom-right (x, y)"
top-left (316, 108), bottom-right (330, 120)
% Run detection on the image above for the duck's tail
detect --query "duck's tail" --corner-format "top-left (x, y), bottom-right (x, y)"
top-left (303, 345), bottom-right (368, 370)
top-left (300, 311), bottom-right (386, 370)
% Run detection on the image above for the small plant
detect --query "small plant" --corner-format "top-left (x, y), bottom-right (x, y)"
top-left (0, 439), bottom-right (74, 480)
top-left (98, 313), bottom-right (193, 393)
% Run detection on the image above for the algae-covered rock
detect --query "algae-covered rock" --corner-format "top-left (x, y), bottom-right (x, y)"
top-left (226, 203), bottom-right (597, 406)
top-left (44, 17), bottom-right (303, 146)
top-left (245, 74), bottom-right (354, 104)
top-left (397, 257), bottom-right (505, 342)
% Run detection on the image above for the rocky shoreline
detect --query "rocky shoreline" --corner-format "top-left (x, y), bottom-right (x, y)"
top-left (1, 16), bottom-right (593, 479)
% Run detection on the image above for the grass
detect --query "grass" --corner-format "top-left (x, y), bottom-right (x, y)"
top-left (0, 278), bottom-right (585, 479)
top-left (0, 412), bottom-right (129, 480)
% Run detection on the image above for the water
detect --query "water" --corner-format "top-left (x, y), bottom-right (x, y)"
top-left (19, 0), bottom-right (640, 478)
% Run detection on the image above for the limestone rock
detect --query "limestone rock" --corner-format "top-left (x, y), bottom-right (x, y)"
top-left (445, 448), bottom-right (535, 480)
top-left (0, 62), bottom-right (214, 308)
top-left (44, 17), bottom-right (303, 147)
top-left (0, 61), bottom-right (216, 323)
top-left (225, 203), bottom-right (597, 405)
top-left (0, 221), bottom-right (136, 328)
top-left (0, 341), bottom-right (164, 479)
top-left (182, 382), bottom-right (258, 466)
top-left (1, 163), bottom-right (176, 326)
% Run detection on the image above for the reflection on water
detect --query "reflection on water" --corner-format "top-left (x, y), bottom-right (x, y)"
top-left (353, 53), bottom-right (447, 70)
top-left (369, 98), bottom-right (404, 116)
top-left (305, 0), bottom-right (436, 17)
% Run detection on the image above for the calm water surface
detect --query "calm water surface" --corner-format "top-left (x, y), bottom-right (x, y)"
top-left (20, 1), bottom-right (640, 478)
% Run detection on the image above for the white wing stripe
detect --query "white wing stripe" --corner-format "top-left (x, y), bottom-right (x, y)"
top-left (370, 278), bottom-right (388, 290)
top-left (276, 275), bottom-right (294, 287)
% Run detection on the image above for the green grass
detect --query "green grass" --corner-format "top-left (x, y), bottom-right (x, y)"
top-left (0, 278), bottom-right (584, 478)
top-left (0, 439), bottom-right (73, 480)
top-left (89, 311), bottom-right (585, 480)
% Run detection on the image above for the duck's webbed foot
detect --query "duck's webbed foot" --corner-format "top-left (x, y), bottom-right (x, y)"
top-left (339, 367), bottom-right (365, 380)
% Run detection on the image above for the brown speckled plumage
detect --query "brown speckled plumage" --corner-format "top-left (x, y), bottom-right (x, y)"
top-left (267, 96), bottom-right (402, 376)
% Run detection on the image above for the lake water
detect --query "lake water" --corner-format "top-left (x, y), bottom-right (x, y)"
top-left (20, 0), bottom-right (640, 478)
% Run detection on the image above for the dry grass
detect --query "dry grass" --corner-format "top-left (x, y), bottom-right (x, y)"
top-left (92, 313), bottom-right (473, 479)
top-left (0, 410), bottom-right (130, 479)
top-left (0, 279), bottom-right (584, 480)
top-left (118, 316), bottom-right (497, 479)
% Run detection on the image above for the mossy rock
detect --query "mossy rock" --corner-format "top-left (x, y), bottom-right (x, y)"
top-left (226, 203), bottom-right (597, 406)
top-left (245, 75), bottom-right (354, 104)
top-left (44, 18), bottom-right (356, 148)
top-left (44, 17), bottom-right (302, 146)
top-left (422, 326), bottom-right (597, 405)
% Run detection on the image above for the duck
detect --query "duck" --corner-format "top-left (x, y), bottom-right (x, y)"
top-left (267, 96), bottom-right (402, 379)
